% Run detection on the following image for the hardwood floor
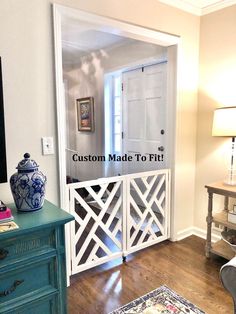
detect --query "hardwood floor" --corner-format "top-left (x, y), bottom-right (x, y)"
top-left (67, 235), bottom-right (233, 314)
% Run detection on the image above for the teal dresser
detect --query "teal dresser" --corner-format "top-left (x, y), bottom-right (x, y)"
top-left (0, 200), bottom-right (74, 314)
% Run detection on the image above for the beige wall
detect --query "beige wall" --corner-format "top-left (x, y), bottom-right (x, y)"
top-left (0, 0), bottom-right (58, 203)
top-left (0, 0), bottom-right (199, 236)
top-left (195, 5), bottom-right (236, 230)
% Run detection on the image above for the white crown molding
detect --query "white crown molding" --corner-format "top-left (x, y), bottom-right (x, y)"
top-left (159, 0), bottom-right (202, 15)
top-left (202, 0), bottom-right (236, 15)
top-left (159, 0), bottom-right (236, 16)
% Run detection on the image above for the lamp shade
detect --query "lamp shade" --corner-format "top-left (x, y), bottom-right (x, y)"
top-left (212, 107), bottom-right (236, 137)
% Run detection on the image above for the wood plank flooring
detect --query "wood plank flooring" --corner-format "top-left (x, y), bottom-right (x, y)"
top-left (67, 236), bottom-right (233, 314)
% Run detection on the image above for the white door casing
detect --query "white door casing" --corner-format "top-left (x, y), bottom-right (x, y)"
top-left (53, 4), bottom-right (180, 285)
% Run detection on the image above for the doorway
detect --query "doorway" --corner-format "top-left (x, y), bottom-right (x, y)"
top-left (53, 4), bottom-right (179, 280)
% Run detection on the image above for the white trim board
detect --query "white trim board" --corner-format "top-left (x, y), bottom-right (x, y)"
top-left (159, 0), bottom-right (236, 16)
top-left (56, 4), bottom-right (179, 47)
top-left (176, 226), bottom-right (221, 242)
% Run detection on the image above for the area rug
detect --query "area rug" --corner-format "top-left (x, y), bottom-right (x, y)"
top-left (109, 285), bottom-right (205, 314)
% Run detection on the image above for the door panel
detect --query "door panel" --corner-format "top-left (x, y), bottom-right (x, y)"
top-left (128, 100), bottom-right (145, 140)
top-left (146, 98), bottom-right (162, 141)
top-left (127, 75), bottom-right (143, 100)
top-left (145, 69), bottom-right (164, 98)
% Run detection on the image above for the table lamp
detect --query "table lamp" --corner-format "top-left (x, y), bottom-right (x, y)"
top-left (212, 106), bottom-right (236, 185)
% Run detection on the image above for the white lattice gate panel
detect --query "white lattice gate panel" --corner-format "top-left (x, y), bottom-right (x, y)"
top-left (68, 176), bottom-right (125, 274)
top-left (126, 169), bottom-right (170, 254)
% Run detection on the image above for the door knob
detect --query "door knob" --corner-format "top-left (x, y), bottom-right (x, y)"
top-left (158, 146), bottom-right (164, 152)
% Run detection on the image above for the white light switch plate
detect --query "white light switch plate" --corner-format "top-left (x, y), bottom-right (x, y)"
top-left (42, 137), bottom-right (54, 155)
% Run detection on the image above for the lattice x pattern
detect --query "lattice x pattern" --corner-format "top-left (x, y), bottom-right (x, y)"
top-left (68, 176), bottom-right (125, 274)
top-left (125, 169), bottom-right (170, 255)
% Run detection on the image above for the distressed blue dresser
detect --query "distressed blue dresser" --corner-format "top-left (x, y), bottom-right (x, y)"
top-left (0, 200), bottom-right (74, 313)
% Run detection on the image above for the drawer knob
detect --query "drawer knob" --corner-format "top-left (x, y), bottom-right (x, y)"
top-left (0, 248), bottom-right (8, 260)
top-left (0, 280), bottom-right (24, 297)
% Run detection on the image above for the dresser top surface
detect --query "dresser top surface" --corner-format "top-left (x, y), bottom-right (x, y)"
top-left (0, 200), bottom-right (74, 239)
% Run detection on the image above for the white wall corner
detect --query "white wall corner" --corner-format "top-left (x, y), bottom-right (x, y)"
top-left (175, 226), bottom-right (221, 243)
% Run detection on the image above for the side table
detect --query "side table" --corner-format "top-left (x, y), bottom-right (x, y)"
top-left (205, 181), bottom-right (236, 259)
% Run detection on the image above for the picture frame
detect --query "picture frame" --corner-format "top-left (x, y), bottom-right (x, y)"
top-left (76, 97), bottom-right (95, 132)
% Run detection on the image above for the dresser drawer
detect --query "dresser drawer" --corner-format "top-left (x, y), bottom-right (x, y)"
top-left (0, 229), bottom-right (56, 269)
top-left (0, 256), bottom-right (58, 308)
top-left (4, 293), bottom-right (58, 314)
top-left (0, 201), bottom-right (74, 314)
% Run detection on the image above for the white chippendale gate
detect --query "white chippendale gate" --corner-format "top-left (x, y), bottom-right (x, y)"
top-left (68, 169), bottom-right (170, 275)
top-left (68, 176), bottom-right (126, 274)
top-left (125, 170), bottom-right (170, 256)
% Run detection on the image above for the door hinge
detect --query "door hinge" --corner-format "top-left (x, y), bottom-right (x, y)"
top-left (122, 131), bottom-right (124, 139)
top-left (122, 83), bottom-right (124, 91)
top-left (142, 67), bottom-right (144, 72)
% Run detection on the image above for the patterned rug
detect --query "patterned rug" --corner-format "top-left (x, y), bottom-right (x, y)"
top-left (109, 286), bottom-right (205, 314)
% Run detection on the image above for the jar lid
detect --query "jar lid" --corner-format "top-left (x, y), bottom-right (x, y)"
top-left (16, 153), bottom-right (39, 171)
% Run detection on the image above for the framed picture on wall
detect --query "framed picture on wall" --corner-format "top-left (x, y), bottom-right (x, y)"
top-left (76, 97), bottom-right (95, 132)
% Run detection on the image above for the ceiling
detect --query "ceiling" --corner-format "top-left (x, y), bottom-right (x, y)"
top-left (62, 19), bottom-right (133, 58)
top-left (62, 17), bottom-right (135, 66)
top-left (159, 0), bottom-right (236, 15)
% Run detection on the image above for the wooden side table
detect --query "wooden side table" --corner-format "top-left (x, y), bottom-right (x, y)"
top-left (205, 181), bottom-right (236, 260)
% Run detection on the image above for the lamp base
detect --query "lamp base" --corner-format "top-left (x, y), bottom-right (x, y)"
top-left (224, 138), bottom-right (236, 186)
top-left (224, 170), bottom-right (236, 186)
top-left (224, 179), bottom-right (236, 186)
top-left (223, 165), bottom-right (236, 186)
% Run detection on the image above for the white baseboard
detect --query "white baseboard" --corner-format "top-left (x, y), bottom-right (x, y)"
top-left (176, 226), bottom-right (221, 243)
top-left (176, 227), bottom-right (193, 241)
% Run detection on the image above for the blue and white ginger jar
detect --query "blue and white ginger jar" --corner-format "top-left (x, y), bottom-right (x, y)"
top-left (10, 153), bottom-right (47, 211)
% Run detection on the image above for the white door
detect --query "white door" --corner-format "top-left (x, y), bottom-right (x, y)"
top-left (122, 63), bottom-right (167, 174)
